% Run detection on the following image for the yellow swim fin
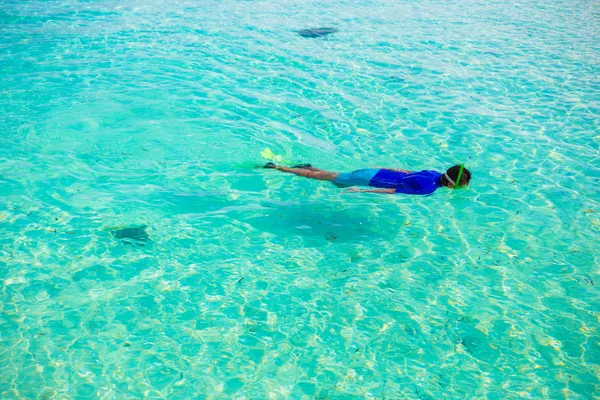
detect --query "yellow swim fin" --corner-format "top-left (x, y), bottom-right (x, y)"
top-left (260, 148), bottom-right (284, 163)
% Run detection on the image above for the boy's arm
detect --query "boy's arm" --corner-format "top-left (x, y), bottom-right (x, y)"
top-left (346, 188), bottom-right (397, 194)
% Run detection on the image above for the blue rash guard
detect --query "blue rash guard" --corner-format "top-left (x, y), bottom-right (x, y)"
top-left (370, 169), bottom-right (442, 195)
top-left (333, 169), bottom-right (442, 195)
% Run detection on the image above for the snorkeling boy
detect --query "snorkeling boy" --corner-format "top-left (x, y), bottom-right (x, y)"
top-left (263, 163), bottom-right (471, 195)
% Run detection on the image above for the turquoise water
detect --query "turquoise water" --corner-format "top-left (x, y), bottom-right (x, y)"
top-left (1, 0), bottom-right (599, 397)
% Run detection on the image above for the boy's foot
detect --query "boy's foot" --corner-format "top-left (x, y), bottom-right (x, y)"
top-left (263, 162), bottom-right (276, 169)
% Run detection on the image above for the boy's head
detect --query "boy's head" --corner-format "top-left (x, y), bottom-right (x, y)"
top-left (441, 165), bottom-right (471, 188)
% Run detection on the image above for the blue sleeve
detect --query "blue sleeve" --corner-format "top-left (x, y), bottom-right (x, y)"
top-left (394, 175), bottom-right (437, 195)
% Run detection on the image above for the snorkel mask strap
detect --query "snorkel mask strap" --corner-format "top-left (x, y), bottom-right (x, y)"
top-left (444, 172), bottom-right (456, 186)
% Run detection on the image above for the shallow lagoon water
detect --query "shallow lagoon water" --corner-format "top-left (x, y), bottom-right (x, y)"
top-left (1, 0), bottom-right (599, 398)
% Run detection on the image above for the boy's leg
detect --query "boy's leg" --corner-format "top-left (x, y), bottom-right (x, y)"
top-left (264, 164), bottom-right (380, 188)
top-left (273, 165), bottom-right (339, 182)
